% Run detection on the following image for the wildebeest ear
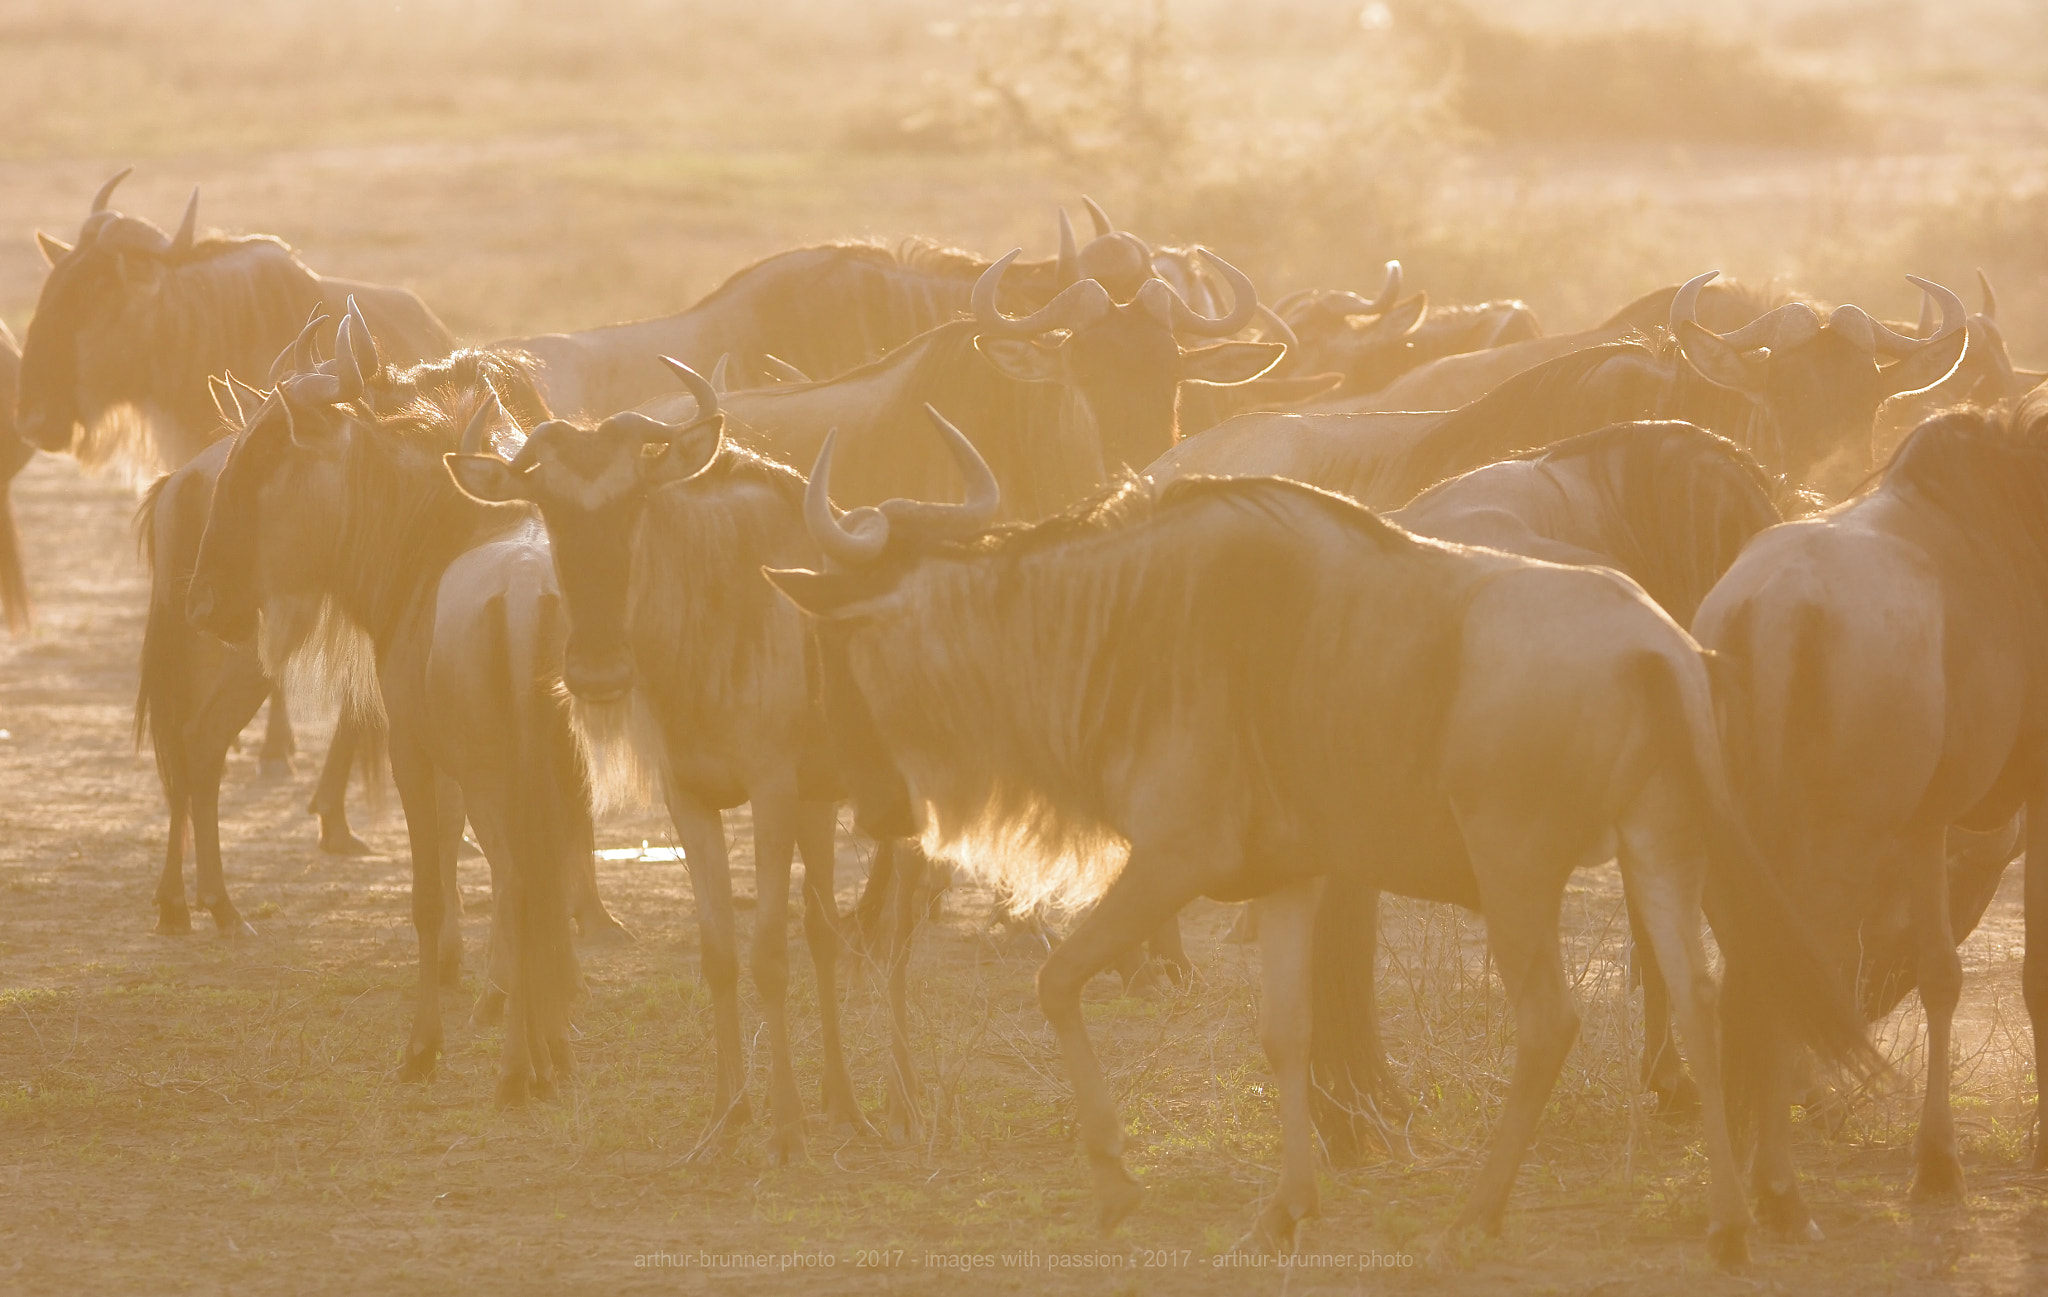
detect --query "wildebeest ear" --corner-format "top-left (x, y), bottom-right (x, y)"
top-left (443, 452), bottom-right (531, 504)
top-left (1882, 326), bottom-right (1969, 400)
top-left (973, 335), bottom-right (1064, 383)
top-left (646, 416), bottom-right (723, 486)
top-left (1180, 340), bottom-right (1286, 386)
top-left (1674, 321), bottom-right (1767, 398)
top-left (763, 566), bottom-right (872, 618)
top-left (36, 232), bottom-right (72, 266)
top-left (1377, 291), bottom-right (1428, 338)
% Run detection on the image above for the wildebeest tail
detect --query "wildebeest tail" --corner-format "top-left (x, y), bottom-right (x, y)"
top-left (0, 472), bottom-right (29, 634)
top-left (501, 594), bottom-right (582, 1081)
top-left (1642, 650), bottom-right (1881, 1081)
top-left (133, 474), bottom-right (189, 805)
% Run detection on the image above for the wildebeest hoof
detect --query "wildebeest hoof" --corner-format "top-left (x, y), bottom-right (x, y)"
top-left (577, 916), bottom-right (635, 946)
top-left (765, 1123), bottom-right (808, 1167)
top-left (397, 1041), bottom-right (439, 1082)
top-left (1754, 1182), bottom-right (1818, 1240)
top-left (318, 826), bottom-right (374, 857)
top-left (155, 907), bottom-right (193, 936)
top-left (1091, 1164), bottom-right (1146, 1234)
top-left (1705, 1221), bottom-right (1751, 1269)
top-left (1910, 1151), bottom-right (1967, 1203)
top-left (471, 988), bottom-right (507, 1027)
top-left (495, 1072), bottom-right (531, 1108)
top-left (259, 757), bottom-right (293, 779)
top-left (1243, 1197), bottom-right (1312, 1256)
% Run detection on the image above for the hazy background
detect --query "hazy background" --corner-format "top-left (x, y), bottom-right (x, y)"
top-left (1, 0), bottom-right (2042, 348)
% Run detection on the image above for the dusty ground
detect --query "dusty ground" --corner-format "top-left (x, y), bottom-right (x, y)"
top-left (3, 1), bottom-right (2047, 1292)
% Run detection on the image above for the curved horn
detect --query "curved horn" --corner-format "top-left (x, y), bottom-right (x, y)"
top-left (1160, 248), bottom-right (1259, 337)
top-left (1370, 260), bottom-right (1402, 313)
top-left (1082, 195), bottom-right (1115, 240)
top-left (659, 355), bottom-right (719, 421)
top-left (1842, 276), bottom-right (1965, 360)
top-left (1255, 303), bottom-right (1300, 356)
top-left (761, 353), bottom-right (810, 384)
top-left (1916, 289), bottom-right (1936, 340)
top-left (972, 249), bottom-right (1111, 337)
top-left (1977, 268), bottom-right (1998, 320)
top-left (325, 312), bottom-right (366, 403)
top-left (1056, 208), bottom-right (1080, 288)
top-left (710, 352), bottom-right (731, 394)
top-left (36, 232), bottom-right (72, 266)
top-left (269, 311), bottom-right (329, 385)
top-left (803, 431), bottom-right (891, 567)
top-left (458, 380), bottom-right (505, 457)
top-left (166, 187), bottom-right (198, 257)
top-left (1667, 270), bottom-right (1720, 335)
top-left (343, 295), bottom-right (379, 376)
top-left (875, 404), bottom-right (1001, 536)
top-left (90, 167), bottom-right (134, 215)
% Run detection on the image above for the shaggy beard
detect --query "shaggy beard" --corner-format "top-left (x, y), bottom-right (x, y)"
top-left (259, 593), bottom-right (383, 736)
top-left (566, 687), bottom-right (666, 817)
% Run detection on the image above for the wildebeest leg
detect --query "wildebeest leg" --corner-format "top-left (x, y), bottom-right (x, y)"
top-left (393, 737), bottom-right (447, 1081)
top-left (434, 773), bottom-right (470, 994)
top-left (1310, 880), bottom-right (1402, 1165)
top-left (310, 714), bottom-right (372, 856)
top-left (259, 687), bottom-right (295, 777)
top-left (1146, 916), bottom-right (1192, 987)
top-left (1619, 819), bottom-right (1749, 1266)
top-left (153, 799), bottom-right (193, 935)
top-left (1450, 820), bottom-right (1579, 1241)
top-left (668, 786), bottom-right (748, 1137)
top-left (872, 839), bottom-right (926, 1144)
top-left (750, 785), bottom-right (807, 1164)
top-left (2026, 798), bottom-right (2048, 1171)
top-left (1626, 864), bottom-right (1697, 1114)
top-left (1249, 880), bottom-right (1318, 1254)
top-left (1036, 847), bottom-right (1210, 1233)
top-left (796, 800), bottom-right (868, 1135)
top-left (188, 666), bottom-right (270, 937)
top-left (1905, 825), bottom-right (1967, 1200)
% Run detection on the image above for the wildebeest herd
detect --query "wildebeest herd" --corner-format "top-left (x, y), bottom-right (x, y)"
top-left (5, 170), bottom-right (2044, 1269)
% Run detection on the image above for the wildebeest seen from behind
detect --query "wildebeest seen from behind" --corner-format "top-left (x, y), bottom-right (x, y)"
top-left (1696, 395), bottom-right (2048, 1232)
top-left (443, 372), bottom-right (972, 1155)
top-left (186, 310), bottom-right (619, 1096)
top-left (0, 318), bottom-right (32, 633)
top-left (768, 435), bottom-right (1875, 1262)
top-left (19, 169), bottom-right (456, 841)
top-left (1304, 421), bottom-right (1786, 1149)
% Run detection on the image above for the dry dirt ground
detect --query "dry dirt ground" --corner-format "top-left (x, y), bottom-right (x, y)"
top-left (0, 447), bottom-right (2043, 1295)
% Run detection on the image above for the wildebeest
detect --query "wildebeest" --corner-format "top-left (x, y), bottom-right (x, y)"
top-left (0, 318), bottom-right (31, 633)
top-left (1696, 395), bottom-right (2048, 1233)
top-left (1343, 275), bottom-right (1786, 413)
top-left (443, 371), bottom-right (971, 1155)
top-left (186, 309), bottom-right (616, 1095)
top-left (20, 170), bottom-right (453, 469)
top-left (1157, 271), bottom-right (1970, 498)
top-left (639, 248), bottom-right (1280, 513)
top-left (768, 432), bottom-right (1873, 1261)
top-left (20, 170), bottom-right (457, 844)
top-left (496, 198), bottom-right (1234, 419)
top-left (1272, 260), bottom-right (1541, 398)
top-left (1876, 270), bottom-right (2044, 449)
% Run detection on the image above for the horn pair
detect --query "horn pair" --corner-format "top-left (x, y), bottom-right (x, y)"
top-left (1671, 270), bottom-right (1965, 359)
top-left (276, 297), bottom-right (379, 406)
top-left (1053, 195), bottom-right (1126, 286)
top-left (803, 406), bottom-right (1000, 568)
top-left (975, 245), bottom-right (1260, 339)
top-left (82, 168), bottom-right (198, 256)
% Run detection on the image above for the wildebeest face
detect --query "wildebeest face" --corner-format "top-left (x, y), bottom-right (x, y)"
top-left (971, 249), bottom-right (1282, 471)
top-left (19, 175), bottom-right (199, 452)
top-left (446, 410), bottom-right (723, 704)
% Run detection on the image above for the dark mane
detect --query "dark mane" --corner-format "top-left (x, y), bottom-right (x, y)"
top-left (1879, 397), bottom-right (2048, 582)
top-left (959, 470), bottom-right (1415, 567)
